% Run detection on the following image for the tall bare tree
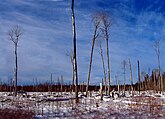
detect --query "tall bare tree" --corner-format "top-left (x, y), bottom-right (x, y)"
top-left (153, 39), bottom-right (161, 92)
top-left (154, 40), bottom-right (160, 72)
top-left (66, 50), bottom-right (74, 89)
top-left (98, 43), bottom-right (107, 94)
top-left (86, 14), bottom-right (101, 96)
top-left (101, 13), bottom-right (112, 95)
top-left (71, 0), bottom-right (79, 103)
top-left (50, 73), bottom-right (53, 94)
top-left (128, 59), bottom-right (133, 91)
top-left (122, 60), bottom-right (127, 94)
top-left (8, 25), bottom-right (22, 96)
top-left (137, 60), bottom-right (141, 95)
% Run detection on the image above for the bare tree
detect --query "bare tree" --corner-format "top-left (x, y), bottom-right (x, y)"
top-left (8, 25), bottom-right (22, 96)
top-left (122, 60), bottom-right (127, 94)
top-left (128, 59), bottom-right (133, 91)
top-left (115, 73), bottom-right (120, 94)
top-left (66, 50), bottom-right (74, 90)
top-left (101, 13), bottom-right (112, 95)
top-left (50, 73), bottom-right (53, 94)
top-left (153, 39), bottom-right (161, 92)
top-left (86, 14), bottom-right (101, 96)
top-left (98, 43), bottom-right (107, 94)
top-left (61, 75), bottom-right (63, 92)
top-left (71, 0), bottom-right (79, 103)
top-left (154, 40), bottom-right (161, 72)
top-left (100, 78), bottom-right (103, 100)
top-left (161, 75), bottom-right (163, 92)
top-left (137, 60), bottom-right (141, 95)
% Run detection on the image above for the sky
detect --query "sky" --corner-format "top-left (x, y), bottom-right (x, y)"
top-left (0, 0), bottom-right (165, 85)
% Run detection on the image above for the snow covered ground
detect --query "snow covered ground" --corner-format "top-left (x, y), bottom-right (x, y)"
top-left (0, 91), bottom-right (165, 118)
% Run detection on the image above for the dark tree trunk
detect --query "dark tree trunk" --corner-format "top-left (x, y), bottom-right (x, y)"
top-left (137, 60), bottom-right (141, 95)
top-left (14, 43), bottom-right (18, 96)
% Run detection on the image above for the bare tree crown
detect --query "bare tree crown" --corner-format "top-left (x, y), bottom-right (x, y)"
top-left (100, 13), bottom-right (112, 36)
top-left (8, 25), bottom-right (22, 44)
top-left (153, 39), bottom-right (160, 56)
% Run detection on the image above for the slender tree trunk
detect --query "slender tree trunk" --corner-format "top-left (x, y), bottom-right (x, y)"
top-left (152, 71), bottom-right (156, 91)
top-left (154, 40), bottom-right (161, 92)
top-left (67, 51), bottom-right (74, 92)
top-left (115, 74), bottom-right (120, 94)
top-left (123, 60), bottom-right (126, 94)
top-left (158, 50), bottom-right (160, 73)
top-left (129, 59), bottom-right (133, 91)
top-left (61, 75), bottom-right (63, 92)
top-left (105, 31), bottom-right (111, 95)
top-left (68, 53), bottom-right (74, 92)
top-left (72, 61), bottom-right (74, 92)
top-left (159, 74), bottom-right (161, 93)
top-left (86, 32), bottom-right (97, 96)
top-left (99, 44), bottom-right (107, 94)
top-left (14, 44), bottom-right (18, 96)
top-left (137, 60), bottom-right (141, 95)
top-left (101, 13), bottom-right (112, 96)
top-left (50, 73), bottom-right (53, 94)
top-left (161, 75), bottom-right (163, 92)
top-left (86, 17), bottom-right (100, 96)
top-left (8, 26), bottom-right (22, 96)
top-left (163, 75), bottom-right (165, 91)
top-left (100, 79), bottom-right (103, 100)
top-left (71, 0), bottom-right (79, 103)
top-left (157, 43), bottom-right (161, 93)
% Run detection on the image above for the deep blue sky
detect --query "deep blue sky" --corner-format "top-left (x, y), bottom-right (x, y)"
top-left (0, 0), bottom-right (165, 85)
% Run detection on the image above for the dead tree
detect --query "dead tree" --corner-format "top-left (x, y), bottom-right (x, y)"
top-left (153, 40), bottom-right (161, 92)
top-left (161, 75), bottom-right (163, 92)
top-left (101, 13), bottom-right (112, 95)
top-left (61, 75), bottom-right (63, 92)
top-left (128, 59), bottom-right (133, 91)
top-left (115, 74), bottom-right (120, 94)
top-left (100, 79), bottom-right (103, 100)
top-left (71, 0), bottom-right (79, 103)
top-left (144, 74), bottom-right (149, 90)
top-left (154, 40), bottom-right (161, 72)
top-left (8, 25), bottom-right (22, 96)
top-left (137, 60), bottom-right (141, 95)
top-left (35, 78), bottom-right (38, 92)
top-left (86, 14), bottom-right (101, 96)
top-left (98, 42), bottom-right (107, 94)
top-left (122, 60), bottom-right (127, 94)
top-left (50, 73), bottom-right (53, 94)
top-left (152, 70), bottom-right (156, 91)
top-left (66, 50), bottom-right (74, 91)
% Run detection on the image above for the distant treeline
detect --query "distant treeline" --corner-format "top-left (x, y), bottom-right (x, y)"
top-left (0, 83), bottom-right (134, 92)
top-left (0, 83), bottom-right (157, 92)
top-left (0, 69), bottom-right (165, 93)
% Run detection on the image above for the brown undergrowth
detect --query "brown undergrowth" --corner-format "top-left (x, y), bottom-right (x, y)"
top-left (0, 108), bottom-right (35, 119)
